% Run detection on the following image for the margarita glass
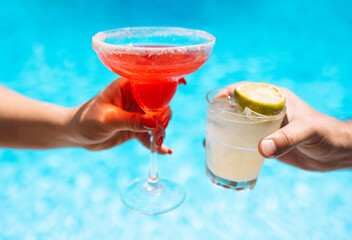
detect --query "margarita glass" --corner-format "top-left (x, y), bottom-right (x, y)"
top-left (92, 27), bottom-right (215, 214)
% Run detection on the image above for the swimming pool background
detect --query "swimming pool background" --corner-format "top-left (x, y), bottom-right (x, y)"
top-left (0, 0), bottom-right (352, 239)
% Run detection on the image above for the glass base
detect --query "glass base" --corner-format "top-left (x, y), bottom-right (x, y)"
top-left (206, 167), bottom-right (257, 191)
top-left (121, 178), bottom-right (186, 215)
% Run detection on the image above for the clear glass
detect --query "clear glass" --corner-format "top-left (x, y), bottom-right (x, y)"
top-left (92, 27), bottom-right (215, 214)
top-left (205, 89), bottom-right (286, 191)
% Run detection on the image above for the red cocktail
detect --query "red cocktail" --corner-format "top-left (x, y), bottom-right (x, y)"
top-left (96, 44), bottom-right (211, 114)
top-left (92, 27), bottom-right (215, 214)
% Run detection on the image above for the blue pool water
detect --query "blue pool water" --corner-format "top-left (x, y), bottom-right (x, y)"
top-left (1, 0), bottom-right (352, 239)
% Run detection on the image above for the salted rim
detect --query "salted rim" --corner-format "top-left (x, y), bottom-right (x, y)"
top-left (206, 89), bottom-right (286, 119)
top-left (92, 27), bottom-right (215, 55)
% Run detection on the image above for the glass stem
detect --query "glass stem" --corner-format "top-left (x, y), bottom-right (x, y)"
top-left (148, 130), bottom-right (159, 183)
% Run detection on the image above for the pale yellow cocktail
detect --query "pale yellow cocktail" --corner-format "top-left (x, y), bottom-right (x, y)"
top-left (205, 88), bottom-right (286, 191)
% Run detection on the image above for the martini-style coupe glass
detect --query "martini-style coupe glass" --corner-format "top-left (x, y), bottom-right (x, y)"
top-left (92, 27), bottom-right (215, 214)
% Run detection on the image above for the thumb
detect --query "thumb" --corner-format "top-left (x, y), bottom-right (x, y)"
top-left (106, 108), bottom-right (157, 132)
top-left (258, 120), bottom-right (315, 158)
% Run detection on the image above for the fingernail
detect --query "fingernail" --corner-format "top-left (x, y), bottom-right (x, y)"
top-left (168, 149), bottom-right (173, 154)
top-left (178, 78), bottom-right (186, 85)
top-left (158, 137), bottom-right (164, 147)
top-left (162, 117), bottom-right (170, 128)
top-left (262, 139), bottom-right (277, 157)
top-left (142, 118), bottom-right (156, 129)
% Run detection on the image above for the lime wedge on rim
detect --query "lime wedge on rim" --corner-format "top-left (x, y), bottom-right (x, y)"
top-left (234, 82), bottom-right (285, 116)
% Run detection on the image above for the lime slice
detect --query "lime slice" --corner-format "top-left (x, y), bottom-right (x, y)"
top-left (234, 82), bottom-right (285, 115)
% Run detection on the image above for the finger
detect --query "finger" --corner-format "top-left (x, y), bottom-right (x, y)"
top-left (98, 78), bottom-right (128, 106)
top-left (158, 107), bottom-right (172, 129)
top-left (152, 124), bottom-right (166, 148)
top-left (258, 120), bottom-right (316, 158)
top-left (84, 130), bottom-right (135, 151)
top-left (135, 133), bottom-right (172, 155)
top-left (276, 149), bottom-right (319, 171)
top-left (101, 78), bottom-right (146, 114)
top-left (135, 132), bottom-right (151, 149)
top-left (104, 107), bottom-right (157, 132)
top-left (158, 144), bottom-right (173, 155)
top-left (214, 81), bottom-right (248, 100)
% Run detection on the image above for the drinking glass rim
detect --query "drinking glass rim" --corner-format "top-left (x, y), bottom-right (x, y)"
top-left (92, 27), bottom-right (215, 55)
top-left (206, 88), bottom-right (287, 119)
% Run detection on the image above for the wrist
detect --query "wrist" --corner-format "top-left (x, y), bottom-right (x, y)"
top-left (340, 121), bottom-right (352, 148)
top-left (327, 119), bottom-right (352, 170)
top-left (62, 106), bottom-right (83, 148)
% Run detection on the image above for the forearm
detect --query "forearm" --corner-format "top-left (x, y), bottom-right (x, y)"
top-left (325, 118), bottom-right (352, 170)
top-left (0, 86), bottom-right (76, 149)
